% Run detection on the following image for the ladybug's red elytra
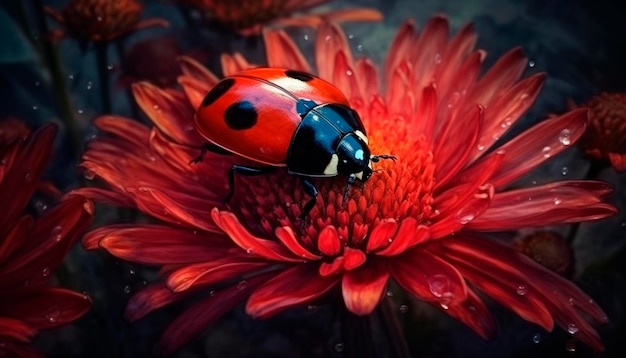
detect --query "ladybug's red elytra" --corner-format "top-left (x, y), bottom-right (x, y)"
top-left (193, 67), bottom-right (395, 219)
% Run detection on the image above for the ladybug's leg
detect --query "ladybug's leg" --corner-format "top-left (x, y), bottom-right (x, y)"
top-left (342, 174), bottom-right (357, 206)
top-left (225, 165), bottom-right (275, 203)
top-left (189, 143), bottom-right (232, 165)
top-left (299, 177), bottom-right (319, 220)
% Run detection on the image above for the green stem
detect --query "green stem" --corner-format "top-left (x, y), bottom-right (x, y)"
top-left (378, 297), bottom-right (412, 358)
top-left (340, 305), bottom-right (375, 358)
top-left (32, 0), bottom-right (81, 159)
top-left (95, 43), bottom-right (112, 113)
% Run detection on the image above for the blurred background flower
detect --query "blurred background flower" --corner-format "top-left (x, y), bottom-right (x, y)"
top-left (176, 0), bottom-right (382, 36)
top-left (45, 0), bottom-right (168, 42)
top-left (0, 122), bottom-right (93, 357)
top-left (79, 16), bottom-right (616, 355)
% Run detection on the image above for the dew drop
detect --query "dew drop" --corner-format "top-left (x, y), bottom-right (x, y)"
top-left (107, 64), bottom-right (114, 70)
top-left (529, 60), bottom-right (536, 68)
top-left (516, 284), bottom-right (528, 296)
top-left (428, 274), bottom-right (451, 298)
top-left (399, 305), bottom-right (408, 313)
top-left (440, 302), bottom-right (449, 310)
top-left (356, 44), bottom-right (364, 52)
top-left (303, 34), bottom-right (309, 41)
top-left (45, 309), bottom-right (60, 323)
top-left (77, 109), bottom-right (84, 115)
top-left (34, 81), bottom-right (40, 87)
top-left (209, 290), bottom-right (216, 296)
top-left (25, 172), bottom-right (33, 182)
top-left (42, 267), bottom-right (51, 277)
top-left (35, 200), bottom-right (48, 212)
top-left (553, 197), bottom-right (562, 205)
top-left (561, 166), bottom-right (568, 176)
top-left (334, 343), bottom-right (344, 352)
top-left (32, 105), bottom-right (38, 111)
top-left (129, 269), bottom-right (136, 275)
top-left (68, 74), bottom-right (75, 80)
top-left (51, 226), bottom-right (63, 241)
top-left (532, 333), bottom-right (541, 343)
top-left (307, 304), bottom-right (317, 312)
top-left (565, 341), bottom-right (576, 352)
top-left (386, 291), bottom-right (394, 297)
top-left (123, 285), bottom-right (131, 294)
top-left (84, 170), bottom-right (96, 180)
top-left (558, 129), bottom-right (572, 146)
top-left (86, 81), bottom-right (93, 90)
top-left (476, 144), bottom-right (485, 151)
top-left (456, 208), bottom-right (476, 224)
top-left (246, 247), bottom-right (255, 255)
top-left (237, 280), bottom-right (248, 290)
top-left (567, 323), bottom-right (579, 334)
top-left (97, 16), bottom-right (103, 22)
top-left (434, 53), bottom-right (442, 64)
top-left (542, 146), bottom-right (552, 158)
top-left (568, 297), bottom-right (575, 306)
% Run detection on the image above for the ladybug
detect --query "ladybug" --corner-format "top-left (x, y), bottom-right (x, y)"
top-left (193, 68), bottom-right (395, 219)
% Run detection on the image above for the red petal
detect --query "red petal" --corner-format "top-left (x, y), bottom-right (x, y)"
top-left (609, 152), bottom-right (626, 172)
top-left (319, 256), bottom-right (344, 276)
top-left (315, 22), bottom-right (352, 81)
top-left (96, 224), bottom-right (233, 264)
top-left (384, 20), bottom-right (417, 89)
top-left (178, 76), bottom-right (213, 110)
top-left (220, 53), bottom-right (254, 76)
top-left (376, 218), bottom-right (430, 256)
top-left (125, 283), bottom-right (193, 322)
top-left (5, 287), bottom-right (91, 330)
top-left (92, 115), bottom-right (149, 143)
top-left (178, 56), bottom-right (220, 85)
top-left (471, 73), bottom-right (546, 162)
top-left (159, 273), bottom-right (270, 355)
top-left (147, 188), bottom-right (222, 232)
top-left (410, 15), bottom-right (449, 103)
top-left (262, 29), bottom-right (311, 71)
top-left (167, 259), bottom-right (269, 292)
top-left (332, 51), bottom-right (362, 103)
top-left (485, 108), bottom-right (588, 189)
top-left (468, 180), bottom-right (617, 230)
top-left (443, 288), bottom-right (495, 339)
top-left (412, 84), bottom-right (437, 145)
top-left (468, 47), bottom-right (527, 107)
top-left (275, 226), bottom-right (320, 260)
top-left (342, 262), bottom-right (389, 315)
top-left (0, 317), bottom-right (37, 342)
top-left (342, 247), bottom-right (367, 270)
top-left (389, 248), bottom-right (468, 306)
top-left (365, 219), bottom-right (398, 253)
top-left (246, 265), bottom-right (338, 318)
top-left (0, 124), bottom-right (56, 231)
top-left (435, 22), bottom-right (477, 93)
top-left (0, 216), bottom-right (33, 263)
top-left (317, 225), bottom-right (342, 256)
top-left (355, 58), bottom-right (380, 103)
top-left (211, 209), bottom-right (302, 262)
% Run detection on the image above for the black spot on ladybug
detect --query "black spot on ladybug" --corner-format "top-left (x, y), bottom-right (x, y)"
top-left (202, 78), bottom-right (235, 107)
top-left (296, 98), bottom-right (317, 116)
top-left (286, 70), bottom-right (315, 82)
top-left (224, 100), bottom-right (258, 130)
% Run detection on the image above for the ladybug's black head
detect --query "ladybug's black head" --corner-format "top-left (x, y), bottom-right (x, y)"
top-left (336, 132), bottom-right (373, 181)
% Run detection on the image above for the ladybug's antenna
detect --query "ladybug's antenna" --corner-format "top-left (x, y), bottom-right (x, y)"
top-left (371, 154), bottom-right (397, 162)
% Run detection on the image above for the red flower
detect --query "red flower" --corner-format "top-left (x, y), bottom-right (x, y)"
top-left (0, 123), bottom-right (93, 357)
top-left (79, 16), bottom-right (616, 354)
top-left (575, 92), bottom-right (626, 172)
top-left (177, 0), bottom-right (382, 36)
top-left (45, 0), bottom-right (169, 42)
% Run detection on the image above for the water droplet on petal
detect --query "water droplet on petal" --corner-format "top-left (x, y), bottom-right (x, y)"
top-left (558, 129), bottom-right (572, 146)
top-left (567, 323), bottom-right (579, 334)
top-left (568, 297), bottom-right (575, 305)
top-left (334, 343), bottom-right (344, 352)
top-left (434, 53), bottom-right (442, 64)
top-left (553, 197), bottom-right (562, 205)
top-left (428, 274), bottom-right (451, 298)
top-left (456, 208), bottom-right (476, 224)
top-left (246, 248), bottom-right (255, 255)
top-left (476, 144), bottom-right (485, 151)
top-left (84, 170), bottom-right (96, 180)
top-left (42, 267), bottom-right (50, 277)
top-left (532, 333), bottom-right (541, 343)
top-left (542, 146), bottom-right (552, 158)
top-left (51, 226), bottom-right (63, 241)
top-left (45, 309), bottom-right (60, 323)
top-left (516, 284), bottom-right (528, 296)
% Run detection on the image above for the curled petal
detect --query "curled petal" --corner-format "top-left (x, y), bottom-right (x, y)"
top-left (125, 283), bottom-right (192, 322)
top-left (211, 208), bottom-right (302, 262)
top-left (275, 226), bottom-right (320, 260)
top-left (7, 288), bottom-right (91, 330)
top-left (376, 218), bottom-right (430, 256)
top-left (365, 219), bottom-right (398, 252)
top-left (167, 260), bottom-right (270, 292)
top-left (342, 262), bottom-right (389, 315)
top-left (246, 265), bottom-right (338, 319)
top-left (317, 225), bottom-right (341, 256)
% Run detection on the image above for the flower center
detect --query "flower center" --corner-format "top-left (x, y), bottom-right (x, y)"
top-left (230, 113), bottom-right (436, 252)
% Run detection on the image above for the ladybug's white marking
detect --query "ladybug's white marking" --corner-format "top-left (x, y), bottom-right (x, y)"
top-left (324, 154), bottom-right (339, 175)
top-left (355, 130), bottom-right (368, 144)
